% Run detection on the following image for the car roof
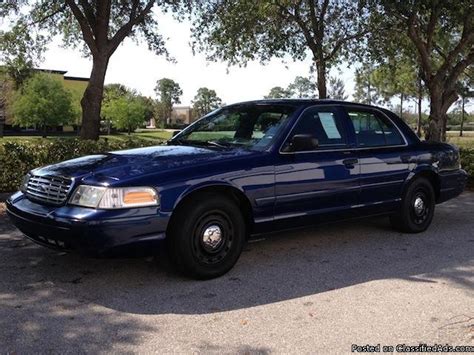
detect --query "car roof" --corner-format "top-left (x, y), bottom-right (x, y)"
top-left (225, 99), bottom-right (385, 111)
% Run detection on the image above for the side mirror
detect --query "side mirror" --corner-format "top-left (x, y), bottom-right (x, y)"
top-left (172, 130), bottom-right (181, 137)
top-left (287, 134), bottom-right (319, 152)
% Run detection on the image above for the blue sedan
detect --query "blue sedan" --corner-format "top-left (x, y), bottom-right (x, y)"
top-left (6, 100), bottom-right (468, 279)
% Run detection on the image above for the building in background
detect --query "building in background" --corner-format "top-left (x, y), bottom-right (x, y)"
top-left (147, 106), bottom-right (196, 128)
top-left (0, 68), bottom-right (89, 134)
top-left (170, 106), bottom-right (194, 125)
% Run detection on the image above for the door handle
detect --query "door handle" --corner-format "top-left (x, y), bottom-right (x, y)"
top-left (343, 158), bottom-right (358, 169)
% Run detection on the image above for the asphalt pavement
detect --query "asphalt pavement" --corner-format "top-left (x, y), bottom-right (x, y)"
top-left (0, 193), bottom-right (473, 353)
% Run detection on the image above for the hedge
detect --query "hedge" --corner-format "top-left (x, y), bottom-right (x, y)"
top-left (0, 139), bottom-right (473, 193)
top-left (0, 138), bottom-right (160, 192)
top-left (460, 148), bottom-right (474, 189)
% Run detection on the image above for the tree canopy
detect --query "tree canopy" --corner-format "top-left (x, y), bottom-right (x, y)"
top-left (367, 0), bottom-right (474, 141)
top-left (102, 95), bottom-right (146, 134)
top-left (327, 76), bottom-right (348, 100)
top-left (264, 86), bottom-right (293, 99)
top-left (191, 87), bottom-right (222, 117)
top-left (154, 78), bottom-right (182, 124)
top-left (191, 0), bottom-right (370, 99)
top-left (287, 76), bottom-right (317, 98)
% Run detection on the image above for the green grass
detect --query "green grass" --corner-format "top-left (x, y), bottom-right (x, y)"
top-left (0, 130), bottom-right (173, 143)
top-left (446, 132), bottom-right (474, 148)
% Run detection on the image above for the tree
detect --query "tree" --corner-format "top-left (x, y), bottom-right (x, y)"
top-left (456, 73), bottom-right (474, 137)
top-left (102, 95), bottom-right (146, 134)
top-left (264, 86), bottom-right (293, 99)
top-left (192, 0), bottom-right (369, 98)
top-left (102, 83), bottom-right (136, 134)
top-left (353, 66), bottom-right (380, 105)
top-left (191, 87), bottom-right (222, 117)
top-left (0, 24), bottom-right (47, 89)
top-left (288, 76), bottom-right (317, 98)
top-left (327, 76), bottom-right (348, 100)
top-left (1, 1), bottom-right (187, 140)
top-left (370, 60), bottom-right (418, 120)
top-left (12, 73), bottom-right (75, 137)
top-left (154, 78), bottom-right (182, 125)
top-left (369, 0), bottom-right (474, 141)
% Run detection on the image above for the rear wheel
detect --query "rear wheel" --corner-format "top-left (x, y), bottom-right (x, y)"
top-left (390, 177), bottom-right (435, 233)
top-left (167, 194), bottom-right (246, 279)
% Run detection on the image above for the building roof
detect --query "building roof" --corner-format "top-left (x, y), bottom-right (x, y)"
top-left (64, 76), bottom-right (89, 82)
top-left (36, 68), bottom-right (68, 75)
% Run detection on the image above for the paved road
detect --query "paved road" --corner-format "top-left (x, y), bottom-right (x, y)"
top-left (0, 194), bottom-right (473, 353)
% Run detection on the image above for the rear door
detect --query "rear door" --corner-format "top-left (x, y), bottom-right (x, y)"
top-left (344, 106), bottom-right (410, 208)
top-left (274, 105), bottom-right (360, 220)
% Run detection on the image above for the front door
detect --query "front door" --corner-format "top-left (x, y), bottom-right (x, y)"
top-left (274, 105), bottom-right (360, 221)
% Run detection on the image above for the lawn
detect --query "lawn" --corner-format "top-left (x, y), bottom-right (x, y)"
top-left (446, 131), bottom-right (474, 148)
top-left (0, 129), bottom-right (174, 144)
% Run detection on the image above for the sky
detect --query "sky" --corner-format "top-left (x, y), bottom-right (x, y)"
top-left (36, 10), bottom-right (357, 107)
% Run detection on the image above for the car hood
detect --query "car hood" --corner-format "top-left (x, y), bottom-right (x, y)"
top-left (31, 145), bottom-right (259, 185)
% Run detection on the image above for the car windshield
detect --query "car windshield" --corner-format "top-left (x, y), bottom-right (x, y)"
top-left (170, 104), bottom-right (296, 150)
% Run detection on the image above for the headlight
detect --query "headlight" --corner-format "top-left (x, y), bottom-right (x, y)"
top-left (69, 185), bottom-right (159, 209)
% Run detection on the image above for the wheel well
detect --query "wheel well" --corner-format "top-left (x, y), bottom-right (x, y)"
top-left (168, 185), bottom-right (254, 236)
top-left (414, 170), bottom-right (441, 201)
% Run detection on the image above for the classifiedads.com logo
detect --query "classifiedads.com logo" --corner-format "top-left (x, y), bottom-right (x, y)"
top-left (352, 343), bottom-right (474, 353)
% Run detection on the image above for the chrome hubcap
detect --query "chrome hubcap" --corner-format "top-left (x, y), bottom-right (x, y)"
top-left (202, 225), bottom-right (223, 250)
top-left (414, 197), bottom-right (425, 215)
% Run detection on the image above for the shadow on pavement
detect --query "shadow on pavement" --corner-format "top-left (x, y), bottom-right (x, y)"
top-left (0, 193), bottom-right (473, 351)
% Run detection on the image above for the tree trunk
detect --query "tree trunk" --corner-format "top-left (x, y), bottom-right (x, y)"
top-left (42, 124), bottom-right (47, 139)
top-left (460, 96), bottom-right (465, 137)
top-left (80, 56), bottom-right (109, 140)
top-left (416, 73), bottom-right (422, 137)
top-left (427, 93), bottom-right (445, 142)
top-left (416, 82), bottom-right (423, 137)
top-left (316, 60), bottom-right (327, 99)
top-left (400, 93), bottom-right (404, 120)
top-left (426, 82), bottom-right (458, 142)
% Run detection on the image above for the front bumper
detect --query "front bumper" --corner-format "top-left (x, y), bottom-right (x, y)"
top-left (6, 192), bottom-right (170, 255)
top-left (437, 169), bottom-right (468, 203)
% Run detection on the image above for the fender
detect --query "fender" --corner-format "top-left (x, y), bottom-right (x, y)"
top-left (400, 163), bottom-right (440, 199)
top-left (171, 180), bottom-right (251, 212)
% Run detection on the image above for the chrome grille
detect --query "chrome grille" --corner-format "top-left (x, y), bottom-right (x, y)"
top-left (25, 175), bottom-right (73, 205)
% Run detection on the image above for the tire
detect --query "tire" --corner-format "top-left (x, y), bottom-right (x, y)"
top-left (167, 193), bottom-right (246, 279)
top-left (390, 177), bottom-right (435, 233)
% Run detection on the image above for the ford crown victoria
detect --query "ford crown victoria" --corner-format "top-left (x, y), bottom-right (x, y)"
top-left (6, 100), bottom-right (468, 279)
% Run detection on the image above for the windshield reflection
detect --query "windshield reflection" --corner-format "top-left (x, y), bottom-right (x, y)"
top-left (170, 104), bottom-right (296, 150)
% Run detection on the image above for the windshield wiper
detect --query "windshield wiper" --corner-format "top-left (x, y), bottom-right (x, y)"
top-left (205, 140), bottom-right (231, 148)
top-left (169, 139), bottom-right (231, 149)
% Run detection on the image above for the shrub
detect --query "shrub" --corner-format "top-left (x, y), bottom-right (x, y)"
top-left (0, 138), bottom-right (161, 192)
top-left (460, 148), bottom-right (474, 188)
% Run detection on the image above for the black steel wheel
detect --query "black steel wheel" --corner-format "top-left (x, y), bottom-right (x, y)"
top-left (167, 193), bottom-right (246, 279)
top-left (390, 177), bottom-right (435, 233)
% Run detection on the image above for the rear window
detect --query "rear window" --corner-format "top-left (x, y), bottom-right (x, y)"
top-left (348, 110), bottom-right (404, 147)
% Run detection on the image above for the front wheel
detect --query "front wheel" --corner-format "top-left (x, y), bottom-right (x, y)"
top-left (390, 177), bottom-right (435, 233)
top-left (167, 194), bottom-right (246, 279)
